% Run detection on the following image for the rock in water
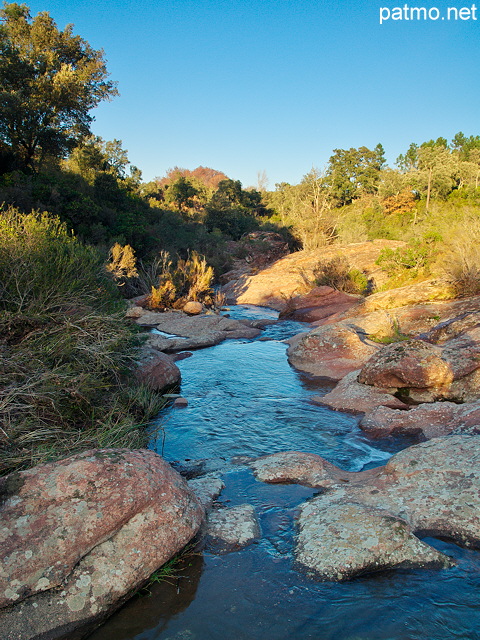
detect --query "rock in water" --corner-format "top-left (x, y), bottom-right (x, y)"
top-left (0, 449), bottom-right (203, 640)
top-left (287, 324), bottom-right (378, 381)
top-left (296, 501), bottom-right (451, 580)
top-left (251, 436), bottom-right (480, 580)
top-left (135, 348), bottom-right (181, 391)
top-left (206, 504), bottom-right (261, 552)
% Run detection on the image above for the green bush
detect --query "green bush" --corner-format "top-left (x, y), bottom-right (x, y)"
top-left (375, 234), bottom-right (441, 285)
top-left (0, 207), bottom-right (117, 314)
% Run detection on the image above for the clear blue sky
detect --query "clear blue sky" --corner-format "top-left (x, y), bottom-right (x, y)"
top-left (26, 0), bottom-right (480, 188)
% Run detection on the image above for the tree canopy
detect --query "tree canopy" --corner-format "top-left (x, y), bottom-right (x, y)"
top-left (0, 2), bottom-right (117, 170)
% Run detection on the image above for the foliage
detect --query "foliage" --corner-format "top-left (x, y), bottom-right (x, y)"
top-left (204, 179), bottom-right (266, 240)
top-left (375, 234), bottom-right (441, 287)
top-left (148, 250), bottom-right (214, 309)
top-left (442, 216), bottom-right (480, 297)
top-left (326, 144), bottom-right (386, 206)
top-left (0, 206), bottom-right (116, 314)
top-left (264, 169), bottom-right (336, 250)
top-left (0, 207), bottom-right (163, 476)
top-left (312, 256), bottom-right (369, 294)
top-left (0, 3), bottom-right (117, 170)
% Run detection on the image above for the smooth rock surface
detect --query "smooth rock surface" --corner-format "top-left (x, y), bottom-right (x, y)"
top-left (222, 240), bottom-right (405, 310)
top-left (182, 301), bottom-right (203, 315)
top-left (287, 324), bottom-right (378, 381)
top-left (361, 401), bottom-right (480, 439)
top-left (0, 449), bottom-right (203, 640)
top-left (135, 347), bottom-right (181, 391)
top-left (280, 286), bottom-right (361, 323)
top-left (296, 501), bottom-right (451, 581)
top-left (358, 280), bottom-right (455, 313)
top-left (314, 370), bottom-right (408, 414)
top-left (206, 504), bottom-right (261, 551)
top-left (250, 451), bottom-right (351, 487)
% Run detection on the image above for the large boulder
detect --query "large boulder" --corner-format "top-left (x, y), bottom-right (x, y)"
top-left (296, 501), bottom-right (450, 581)
top-left (0, 449), bottom-right (203, 640)
top-left (287, 324), bottom-right (378, 381)
top-left (251, 436), bottom-right (480, 580)
top-left (360, 400), bottom-right (480, 440)
top-left (135, 347), bottom-right (181, 391)
top-left (358, 329), bottom-right (480, 402)
top-left (314, 369), bottom-right (408, 414)
top-left (280, 286), bottom-right (361, 323)
top-left (358, 339), bottom-right (453, 389)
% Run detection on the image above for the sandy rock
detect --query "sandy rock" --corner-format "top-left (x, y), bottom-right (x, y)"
top-left (358, 339), bottom-right (453, 389)
top-left (421, 308), bottom-right (480, 343)
top-left (0, 449), bottom-right (203, 639)
top-left (188, 476), bottom-right (225, 510)
top-left (296, 501), bottom-right (451, 581)
top-left (250, 451), bottom-right (351, 487)
top-left (360, 401), bottom-right (480, 439)
top-left (206, 504), bottom-right (261, 551)
top-left (183, 301), bottom-right (203, 315)
top-left (287, 324), bottom-right (378, 381)
top-left (222, 240), bottom-right (405, 311)
top-left (280, 286), bottom-right (361, 323)
top-left (135, 348), bottom-right (181, 391)
top-left (358, 280), bottom-right (455, 314)
top-left (314, 370), bottom-right (408, 414)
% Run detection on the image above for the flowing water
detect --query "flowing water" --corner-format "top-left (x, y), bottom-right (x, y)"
top-left (90, 306), bottom-right (480, 640)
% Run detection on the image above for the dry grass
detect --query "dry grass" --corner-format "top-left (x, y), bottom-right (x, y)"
top-left (0, 208), bottom-right (166, 476)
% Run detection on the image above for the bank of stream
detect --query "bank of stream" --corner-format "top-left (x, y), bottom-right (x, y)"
top-left (89, 306), bottom-right (480, 640)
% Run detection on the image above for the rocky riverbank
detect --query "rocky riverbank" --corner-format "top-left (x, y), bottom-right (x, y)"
top-left (3, 240), bottom-right (480, 640)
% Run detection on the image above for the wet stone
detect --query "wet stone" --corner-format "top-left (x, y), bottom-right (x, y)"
top-left (206, 504), bottom-right (261, 552)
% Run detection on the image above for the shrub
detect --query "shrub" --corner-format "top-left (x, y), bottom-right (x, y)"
top-left (148, 250), bottom-right (214, 309)
top-left (0, 207), bottom-right (117, 314)
top-left (312, 256), bottom-right (369, 294)
top-left (442, 218), bottom-right (480, 297)
top-left (375, 233), bottom-right (441, 286)
top-left (0, 207), bottom-right (163, 475)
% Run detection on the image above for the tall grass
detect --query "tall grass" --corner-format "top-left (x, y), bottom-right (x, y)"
top-left (0, 207), bottom-right (164, 476)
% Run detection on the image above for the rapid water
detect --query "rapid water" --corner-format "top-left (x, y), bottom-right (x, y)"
top-left (89, 306), bottom-right (480, 640)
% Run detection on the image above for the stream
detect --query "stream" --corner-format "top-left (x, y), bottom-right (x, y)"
top-left (90, 306), bottom-right (480, 640)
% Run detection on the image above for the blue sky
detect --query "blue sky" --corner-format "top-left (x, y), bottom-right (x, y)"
top-left (26, 0), bottom-right (480, 187)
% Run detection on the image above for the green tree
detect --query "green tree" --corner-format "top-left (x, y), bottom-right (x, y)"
top-left (326, 144), bottom-right (386, 206)
top-left (0, 2), bottom-right (117, 170)
top-left (166, 176), bottom-right (199, 212)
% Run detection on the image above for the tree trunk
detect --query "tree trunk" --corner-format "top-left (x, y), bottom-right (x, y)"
top-left (426, 167), bottom-right (432, 212)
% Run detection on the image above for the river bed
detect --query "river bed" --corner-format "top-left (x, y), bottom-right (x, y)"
top-left (89, 306), bottom-right (480, 640)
